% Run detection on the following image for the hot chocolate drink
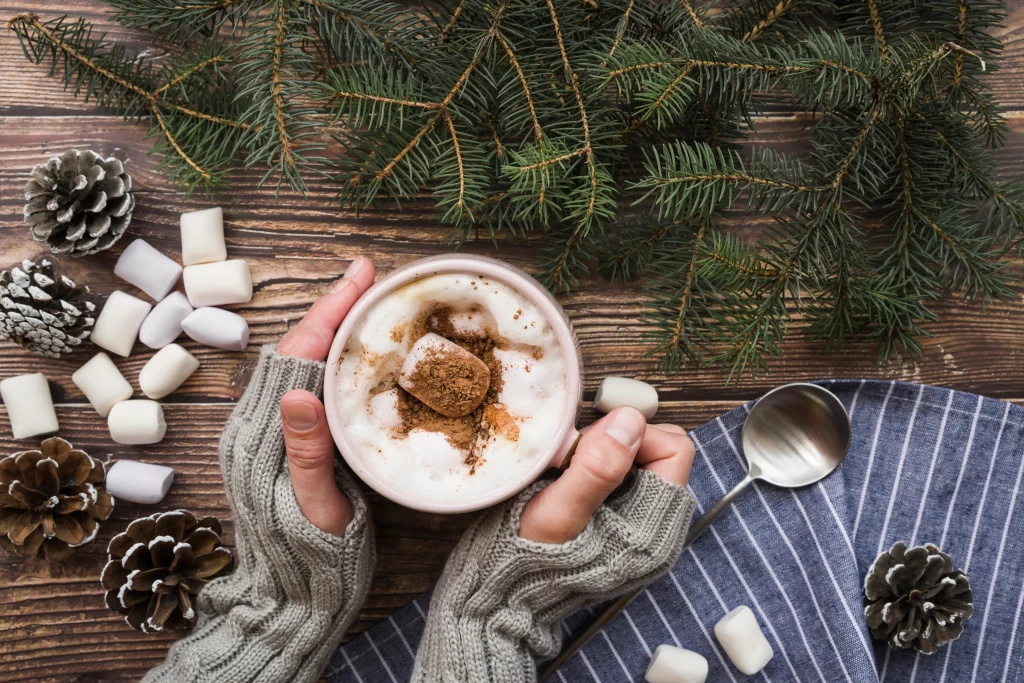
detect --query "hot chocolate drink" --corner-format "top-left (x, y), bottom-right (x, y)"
top-left (333, 273), bottom-right (569, 504)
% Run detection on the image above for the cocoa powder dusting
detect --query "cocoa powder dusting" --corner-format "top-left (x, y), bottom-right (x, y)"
top-left (405, 343), bottom-right (489, 417)
top-left (394, 306), bottom-right (511, 473)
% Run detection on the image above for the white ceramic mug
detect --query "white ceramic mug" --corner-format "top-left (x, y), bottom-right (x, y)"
top-left (324, 254), bottom-right (584, 513)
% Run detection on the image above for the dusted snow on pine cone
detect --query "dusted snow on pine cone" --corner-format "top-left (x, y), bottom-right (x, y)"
top-left (102, 509), bottom-right (233, 633)
top-left (864, 541), bottom-right (974, 654)
top-left (0, 437), bottom-right (113, 561)
top-left (24, 149), bottom-right (134, 257)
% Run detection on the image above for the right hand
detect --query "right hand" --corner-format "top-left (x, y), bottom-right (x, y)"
top-left (519, 407), bottom-right (695, 544)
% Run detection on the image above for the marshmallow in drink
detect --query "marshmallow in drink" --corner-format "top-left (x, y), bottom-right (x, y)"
top-left (645, 645), bottom-right (708, 683)
top-left (181, 307), bottom-right (250, 351)
top-left (139, 343), bottom-right (199, 399)
top-left (72, 352), bottom-right (134, 417)
top-left (593, 376), bottom-right (659, 419)
top-left (180, 207), bottom-right (227, 266)
top-left (113, 239), bottom-right (183, 301)
top-left (0, 373), bottom-right (59, 439)
top-left (91, 290), bottom-right (152, 357)
top-left (398, 332), bottom-right (490, 417)
top-left (139, 291), bottom-right (193, 349)
top-left (714, 606), bottom-right (774, 675)
top-left (108, 400), bottom-right (167, 445)
top-left (183, 260), bottom-right (252, 307)
top-left (105, 460), bottom-right (174, 505)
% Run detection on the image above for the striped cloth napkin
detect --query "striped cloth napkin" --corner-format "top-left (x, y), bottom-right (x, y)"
top-left (327, 380), bottom-right (1024, 683)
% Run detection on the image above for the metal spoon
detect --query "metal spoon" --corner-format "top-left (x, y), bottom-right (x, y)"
top-left (539, 383), bottom-right (851, 681)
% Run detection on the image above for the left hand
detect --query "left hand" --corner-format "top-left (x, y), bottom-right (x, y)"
top-left (519, 408), bottom-right (695, 544)
top-left (276, 256), bottom-right (375, 536)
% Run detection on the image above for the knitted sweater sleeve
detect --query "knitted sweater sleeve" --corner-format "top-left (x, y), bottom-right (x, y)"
top-left (411, 468), bottom-right (697, 683)
top-left (144, 345), bottom-right (375, 683)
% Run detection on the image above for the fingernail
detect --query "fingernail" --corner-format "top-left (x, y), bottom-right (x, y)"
top-left (282, 401), bottom-right (319, 432)
top-left (343, 257), bottom-right (366, 280)
top-left (330, 257), bottom-right (366, 292)
top-left (603, 408), bottom-right (645, 449)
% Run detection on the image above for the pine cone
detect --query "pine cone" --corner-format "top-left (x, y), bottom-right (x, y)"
top-left (864, 541), bottom-right (974, 654)
top-left (0, 437), bottom-right (114, 561)
top-left (0, 258), bottom-right (96, 358)
top-left (24, 149), bottom-right (134, 257)
top-left (101, 510), bottom-right (233, 632)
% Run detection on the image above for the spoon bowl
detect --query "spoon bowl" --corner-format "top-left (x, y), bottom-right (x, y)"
top-left (742, 382), bottom-right (851, 487)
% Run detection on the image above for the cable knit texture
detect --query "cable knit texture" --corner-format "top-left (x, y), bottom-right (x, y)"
top-left (411, 468), bottom-right (697, 683)
top-left (144, 345), bottom-right (375, 683)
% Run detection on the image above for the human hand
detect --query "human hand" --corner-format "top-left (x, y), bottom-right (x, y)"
top-left (519, 407), bottom-right (695, 544)
top-left (276, 256), bottom-right (375, 536)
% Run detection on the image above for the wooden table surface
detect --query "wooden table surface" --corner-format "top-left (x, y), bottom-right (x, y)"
top-left (2, 2), bottom-right (1024, 681)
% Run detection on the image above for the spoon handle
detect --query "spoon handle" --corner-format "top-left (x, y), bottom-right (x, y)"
top-left (684, 473), bottom-right (755, 546)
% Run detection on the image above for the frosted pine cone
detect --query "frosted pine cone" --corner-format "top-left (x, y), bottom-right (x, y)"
top-left (864, 541), bottom-right (974, 654)
top-left (101, 510), bottom-right (233, 632)
top-left (24, 149), bottom-right (134, 257)
top-left (0, 258), bottom-right (95, 358)
top-left (0, 437), bottom-right (114, 561)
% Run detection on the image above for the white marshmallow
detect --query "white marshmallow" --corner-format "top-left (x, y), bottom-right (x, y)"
top-left (593, 376), bottom-right (659, 419)
top-left (714, 606), bottom-right (774, 675)
top-left (108, 400), bottom-right (167, 445)
top-left (183, 260), bottom-right (252, 307)
top-left (72, 352), bottom-right (134, 417)
top-left (645, 645), bottom-right (708, 683)
top-left (91, 290), bottom-right (152, 357)
top-left (181, 307), bottom-right (250, 351)
top-left (105, 460), bottom-right (174, 505)
top-left (113, 239), bottom-right (182, 301)
top-left (139, 291), bottom-right (193, 349)
top-left (0, 373), bottom-right (59, 439)
top-left (139, 344), bottom-right (199, 399)
top-left (180, 207), bottom-right (227, 266)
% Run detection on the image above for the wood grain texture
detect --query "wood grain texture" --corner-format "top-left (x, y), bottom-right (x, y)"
top-left (2, 1), bottom-right (1024, 681)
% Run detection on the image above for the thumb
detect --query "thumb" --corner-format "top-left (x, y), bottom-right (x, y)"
top-left (280, 390), bottom-right (352, 536)
top-left (520, 407), bottom-right (646, 544)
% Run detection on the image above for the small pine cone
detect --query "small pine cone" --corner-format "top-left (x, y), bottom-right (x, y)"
top-left (0, 258), bottom-right (96, 358)
top-left (0, 437), bottom-right (114, 561)
top-left (101, 510), bottom-right (233, 632)
top-left (864, 541), bottom-right (974, 654)
top-left (24, 149), bottom-right (134, 257)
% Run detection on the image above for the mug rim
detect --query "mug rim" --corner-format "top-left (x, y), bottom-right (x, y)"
top-left (324, 254), bottom-right (582, 513)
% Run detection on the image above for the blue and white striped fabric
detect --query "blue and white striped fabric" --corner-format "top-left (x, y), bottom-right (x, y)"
top-left (327, 380), bottom-right (1024, 683)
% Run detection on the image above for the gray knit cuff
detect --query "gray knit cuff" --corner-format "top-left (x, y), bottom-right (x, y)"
top-left (504, 469), bottom-right (697, 607)
top-left (232, 344), bottom-right (326, 419)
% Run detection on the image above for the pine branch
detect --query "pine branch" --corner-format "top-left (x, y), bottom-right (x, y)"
top-left (10, 0), bottom-right (1019, 381)
top-left (9, 13), bottom-right (244, 192)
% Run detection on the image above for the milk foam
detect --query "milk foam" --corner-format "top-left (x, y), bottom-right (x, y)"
top-left (335, 273), bottom-right (568, 503)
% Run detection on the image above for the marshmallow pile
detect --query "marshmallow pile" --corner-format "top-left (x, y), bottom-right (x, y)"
top-left (2, 207), bottom-right (251, 470)
top-left (94, 207), bottom-right (251, 358)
